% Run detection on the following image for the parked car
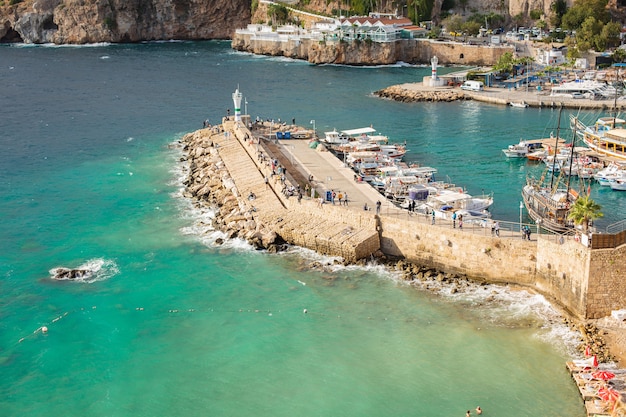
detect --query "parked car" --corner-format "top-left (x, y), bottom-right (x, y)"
top-left (571, 92), bottom-right (584, 99)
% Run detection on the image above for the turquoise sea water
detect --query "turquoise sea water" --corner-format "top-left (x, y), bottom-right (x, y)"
top-left (1, 40), bottom-right (622, 416)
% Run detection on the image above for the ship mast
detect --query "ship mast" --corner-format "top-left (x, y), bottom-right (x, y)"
top-left (565, 115), bottom-right (576, 194)
top-left (550, 106), bottom-right (563, 190)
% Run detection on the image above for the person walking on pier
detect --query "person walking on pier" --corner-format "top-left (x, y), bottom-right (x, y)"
top-left (343, 193), bottom-right (348, 206)
top-left (452, 211), bottom-right (457, 228)
top-left (431, 209), bottom-right (435, 225)
top-left (494, 221), bottom-right (500, 237)
top-left (338, 192), bottom-right (343, 205)
top-left (376, 200), bottom-right (381, 215)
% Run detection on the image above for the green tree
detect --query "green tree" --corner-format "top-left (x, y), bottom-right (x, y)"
top-left (442, 14), bottom-right (464, 37)
top-left (407, 0), bottom-right (434, 25)
top-left (350, 0), bottom-right (367, 16)
top-left (536, 20), bottom-right (547, 31)
top-left (428, 26), bottom-right (442, 39)
top-left (613, 48), bottom-right (626, 63)
top-left (268, 4), bottom-right (289, 26)
top-left (602, 21), bottom-right (622, 49)
top-left (576, 16), bottom-right (605, 52)
top-left (512, 13), bottom-right (526, 28)
top-left (462, 21), bottom-right (481, 36)
top-left (550, 0), bottom-right (567, 28)
top-left (567, 196), bottom-right (603, 232)
top-left (562, 0), bottom-right (609, 30)
top-left (529, 9), bottom-right (542, 21)
top-left (567, 46), bottom-right (581, 62)
top-left (493, 51), bottom-right (515, 74)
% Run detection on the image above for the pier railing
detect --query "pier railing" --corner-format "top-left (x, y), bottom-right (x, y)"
top-left (377, 201), bottom-right (536, 240)
top-left (590, 230), bottom-right (626, 249)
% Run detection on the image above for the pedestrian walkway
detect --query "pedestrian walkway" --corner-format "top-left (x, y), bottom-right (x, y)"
top-left (277, 138), bottom-right (402, 214)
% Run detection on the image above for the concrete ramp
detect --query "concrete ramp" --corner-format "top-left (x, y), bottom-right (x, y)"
top-left (209, 121), bottom-right (380, 262)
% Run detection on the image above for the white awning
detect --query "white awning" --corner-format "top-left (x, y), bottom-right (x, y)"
top-left (341, 127), bottom-right (376, 136)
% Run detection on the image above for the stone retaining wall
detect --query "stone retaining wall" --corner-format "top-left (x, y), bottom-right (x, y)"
top-left (232, 34), bottom-right (513, 66)
top-left (378, 216), bottom-right (537, 284)
top-left (586, 244), bottom-right (626, 318)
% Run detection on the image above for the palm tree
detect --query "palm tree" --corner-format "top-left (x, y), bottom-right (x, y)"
top-left (567, 195), bottom-right (604, 232)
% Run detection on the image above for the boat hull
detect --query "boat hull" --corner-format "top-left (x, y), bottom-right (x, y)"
top-left (522, 184), bottom-right (575, 233)
top-left (610, 180), bottom-right (626, 191)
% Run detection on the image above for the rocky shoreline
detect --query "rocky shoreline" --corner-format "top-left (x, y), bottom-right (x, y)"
top-left (178, 130), bottom-right (285, 252)
top-left (177, 125), bottom-right (617, 367)
top-left (374, 85), bottom-right (468, 103)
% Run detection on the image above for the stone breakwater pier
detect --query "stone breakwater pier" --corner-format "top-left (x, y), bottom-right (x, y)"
top-left (180, 120), bottom-right (381, 263)
top-left (179, 117), bottom-right (626, 323)
top-left (375, 82), bottom-right (626, 110)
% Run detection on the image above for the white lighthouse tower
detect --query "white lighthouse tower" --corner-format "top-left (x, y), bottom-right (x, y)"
top-left (232, 87), bottom-right (243, 122)
top-left (423, 55), bottom-right (445, 87)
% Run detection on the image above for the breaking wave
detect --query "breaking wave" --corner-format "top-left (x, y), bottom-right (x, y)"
top-left (49, 258), bottom-right (119, 283)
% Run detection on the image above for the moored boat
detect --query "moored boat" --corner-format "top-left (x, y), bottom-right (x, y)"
top-left (610, 177), bottom-right (626, 191)
top-left (420, 188), bottom-right (494, 219)
top-left (572, 116), bottom-right (626, 161)
top-left (594, 162), bottom-right (626, 185)
top-left (502, 137), bottom-right (562, 159)
top-left (523, 110), bottom-right (583, 233)
top-left (322, 126), bottom-right (388, 148)
top-left (502, 141), bottom-right (531, 158)
top-left (522, 180), bottom-right (578, 232)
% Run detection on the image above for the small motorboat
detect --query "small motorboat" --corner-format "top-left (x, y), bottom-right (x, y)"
top-left (509, 101), bottom-right (529, 108)
top-left (502, 141), bottom-right (530, 158)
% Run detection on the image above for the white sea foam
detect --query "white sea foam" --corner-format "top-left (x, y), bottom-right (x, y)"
top-left (10, 42), bottom-right (112, 48)
top-left (49, 258), bottom-right (119, 283)
top-left (168, 140), bottom-right (254, 252)
top-left (319, 62), bottom-right (427, 69)
top-left (229, 50), bottom-right (307, 65)
top-left (407, 275), bottom-right (581, 356)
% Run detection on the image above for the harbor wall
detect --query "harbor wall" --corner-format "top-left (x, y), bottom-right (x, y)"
top-left (586, 244), bottom-right (626, 318)
top-left (534, 237), bottom-right (591, 318)
top-left (231, 34), bottom-right (513, 66)
top-left (378, 216), bottom-right (537, 284)
top-left (379, 214), bottom-right (626, 319)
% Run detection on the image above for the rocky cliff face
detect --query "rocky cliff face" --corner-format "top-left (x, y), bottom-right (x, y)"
top-left (0, 0), bottom-right (250, 44)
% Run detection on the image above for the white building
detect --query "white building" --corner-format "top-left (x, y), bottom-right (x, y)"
top-left (536, 48), bottom-right (566, 66)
